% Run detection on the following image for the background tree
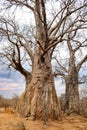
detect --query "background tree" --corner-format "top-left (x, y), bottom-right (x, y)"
top-left (54, 31), bottom-right (87, 114)
top-left (0, 0), bottom-right (87, 121)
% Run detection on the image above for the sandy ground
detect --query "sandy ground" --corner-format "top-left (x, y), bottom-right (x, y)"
top-left (0, 108), bottom-right (87, 130)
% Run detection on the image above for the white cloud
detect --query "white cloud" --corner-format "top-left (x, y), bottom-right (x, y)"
top-left (0, 75), bottom-right (25, 98)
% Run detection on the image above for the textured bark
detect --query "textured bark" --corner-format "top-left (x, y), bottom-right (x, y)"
top-left (17, 76), bottom-right (32, 117)
top-left (18, 52), bottom-right (61, 120)
top-left (64, 67), bottom-right (80, 115)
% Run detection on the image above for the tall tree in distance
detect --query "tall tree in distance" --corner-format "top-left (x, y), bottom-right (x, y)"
top-left (54, 32), bottom-right (87, 114)
top-left (0, 0), bottom-right (87, 121)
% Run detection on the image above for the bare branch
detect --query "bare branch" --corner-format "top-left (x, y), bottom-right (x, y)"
top-left (4, 0), bottom-right (34, 11)
top-left (48, 2), bottom-right (87, 36)
top-left (54, 57), bottom-right (68, 73)
top-left (77, 55), bottom-right (87, 71)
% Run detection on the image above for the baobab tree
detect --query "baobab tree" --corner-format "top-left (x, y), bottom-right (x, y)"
top-left (0, 0), bottom-right (87, 120)
top-left (54, 31), bottom-right (87, 114)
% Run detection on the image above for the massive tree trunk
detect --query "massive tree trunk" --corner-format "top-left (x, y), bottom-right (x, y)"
top-left (18, 52), bottom-right (61, 121)
top-left (64, 67), bottom-right (80, 115)
top-left (17, 0), bottom-right (61, 121)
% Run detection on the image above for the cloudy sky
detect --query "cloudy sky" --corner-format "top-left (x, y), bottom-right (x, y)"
top-left (0, 68), bottom-right (25, 98)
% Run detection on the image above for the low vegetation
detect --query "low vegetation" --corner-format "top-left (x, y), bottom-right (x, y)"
top-left (0, 94), bottom-right (19, 112)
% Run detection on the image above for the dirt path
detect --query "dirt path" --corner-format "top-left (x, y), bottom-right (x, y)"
top-left (0, 108), bottom-right (87, 130)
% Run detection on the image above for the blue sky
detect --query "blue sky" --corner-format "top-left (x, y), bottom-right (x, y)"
top-left (0, 68), bottom-right (25, 98)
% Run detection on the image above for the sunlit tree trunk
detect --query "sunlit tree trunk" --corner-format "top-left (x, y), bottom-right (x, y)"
top-left (18, 52), bottom-right (61, 120)
top-left (30, 52), bottom-right (61, 120)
